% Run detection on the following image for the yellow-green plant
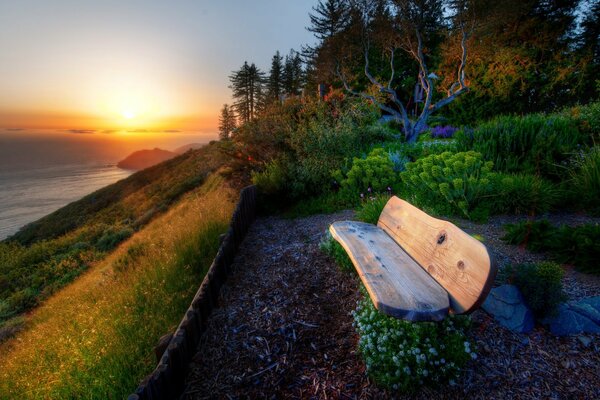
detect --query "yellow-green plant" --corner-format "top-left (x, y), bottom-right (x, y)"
top-left (334, 148), bottom-right (398, 195)
top-left (400, 151), bottom-right (494, 218)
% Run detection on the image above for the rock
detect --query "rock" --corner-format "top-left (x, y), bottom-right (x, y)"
top-left (569, 296), bottom-right (600, 324)
top-left (578, 335), bottom-right (592, 348)
top-left (482, 285), bottom-right (534, 333)
top-left (544, 304), bottom-right (600, 336)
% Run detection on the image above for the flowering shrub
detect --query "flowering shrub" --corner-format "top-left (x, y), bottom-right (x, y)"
top-left (356, 194), bottom-right (391, 224)
top-left (353, 295), bottom-right (475, 392)
top-left (400, 151), bottom-right (494, 219)
top-left (431, 125), bottom-right (458, 139)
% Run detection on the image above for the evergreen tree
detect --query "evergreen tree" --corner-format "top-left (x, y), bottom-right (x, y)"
top-left (218, 104), bottom-right (236, 139)
top-left (307, 0), bottom-right (350, 40)
top-left (282, 49), bottom-right (305, 96)
top-left (228, 61), bottom-right (265, 123)
top-left (266, 51), bottom-right (284, 102)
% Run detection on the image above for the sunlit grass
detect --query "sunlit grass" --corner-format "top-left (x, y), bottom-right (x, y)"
top-left (0, 174), bottom-right (236, 399)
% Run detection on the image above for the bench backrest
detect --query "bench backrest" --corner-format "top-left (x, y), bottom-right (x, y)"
top-left (377, 196), bottom-right (496, 314)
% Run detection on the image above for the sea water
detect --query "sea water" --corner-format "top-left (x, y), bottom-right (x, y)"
top-left (0, 164), bottom-right (131, 240)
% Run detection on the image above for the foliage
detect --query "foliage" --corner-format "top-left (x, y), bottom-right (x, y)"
top-left (491, 174), bottom-right (560, 215)
top-left (400, 151), bottom-right (494, 219)
top-left (334, 148), bottom-right (397, 196)
top-left (502, 220), bottom-right (600, 274)
top-left (229, 61), bottom-right (266, 123)
top-left (356, 195), bottom-right (391, 225)
top-left (500, 262), bottom-right (566, 318)
top-left (218, 103), bottom-right (237, 139)
top-left (320, 234), bottom-right (354, 273)
top-left (353, 295), bottom-right (474, 392)
top-left (0, 176), bottom-right (235, 399)
top-left (455, 113), bottom-right (588, 178)
top-left (569, 146), bottom-right (600, 213)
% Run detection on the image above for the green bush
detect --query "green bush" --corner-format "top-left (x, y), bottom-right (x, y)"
top-left (251, 159), bottom-right (288, 195)
top-left (353, 295), bottom-right (474, 392)
top-left (569, 146), bottom-right (600, 213)
top-left (502, 220), bottom-right (600, 273)
top-left (334, 148), bottom-right (397, 196)
top-left (456, 113), bottom-right (588, 178)
top-left (491, 174), bottom-right (560, 214)
top-left (501, 262), bottom-right (566, 318)
top-left (400, 151), bottom-right (494, 219)
top-left (356, 195), bottom-right (391, 224)
top-left (96, 226), bottom-right (134, 252)
top-left (320, 234), bottom-right (354, 273)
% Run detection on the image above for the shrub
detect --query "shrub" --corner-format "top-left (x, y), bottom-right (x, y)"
top-left (335, 148), bottom-right (398, 196)
top-left (400, 151), bottom-right (494, 219)
top-left (320, 234), bottom-right (354, 273)
top-left (569, 146), bottom-right (600, 213)
top-left (96, 226), bottom-right (134, 252)
top-left (501, 262), bottom-right (566, 318)
top-left (456, 113), bottom-right (587, 178)
top-left (356, 194), bottom-right (391, 224)
top-left (491, 174), bottom-right (560, 214)
top-left (353, 295), bottom-right (474, 392)
top-left (502, 220), bottom-right (600, 273)
top-left (251, 159), bottom-right (288, 195)
top-left (384, 140), bottom-right (458, 162)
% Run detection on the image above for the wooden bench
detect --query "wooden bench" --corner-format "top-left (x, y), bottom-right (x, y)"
top-left (330, 196), bottom-right (497, 321)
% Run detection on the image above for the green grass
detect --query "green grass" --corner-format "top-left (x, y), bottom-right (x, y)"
top-left (0, 175), bottom-right (236, 399)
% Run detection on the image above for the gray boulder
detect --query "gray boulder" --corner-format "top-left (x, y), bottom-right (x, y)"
top-left (544, 303), bottom-right (600, 336)
top-left (482, 285), bottom-right (534, 333)
top-left (569, 297), bottom-right (600, 325)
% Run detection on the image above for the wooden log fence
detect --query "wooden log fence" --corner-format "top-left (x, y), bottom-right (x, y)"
top-left (128, 185), bottom-right (257, 400)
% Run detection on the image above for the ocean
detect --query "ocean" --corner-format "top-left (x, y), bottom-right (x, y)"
top-left (0, 164), bottom-right (132, 240)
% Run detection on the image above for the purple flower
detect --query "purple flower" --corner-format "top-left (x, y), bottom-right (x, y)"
top-left (360, 193), bottom-right (364, 198)
top-left (431, 125), bottom-right (458, 139)
top-left (387, 186), bottom-right (392, 192)
top-left (367, 187), bottom-right (372, 193)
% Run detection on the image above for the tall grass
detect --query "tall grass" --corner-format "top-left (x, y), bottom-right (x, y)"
top-left (570, 146), bottom-right (600, 213)
top-left (0, 175), bottom-right (235, 399)
top-left (456, 113), bottom-right (588, 178)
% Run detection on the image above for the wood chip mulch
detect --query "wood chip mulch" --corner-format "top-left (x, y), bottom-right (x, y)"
top-left (183, 211), bottom-right (600, 400)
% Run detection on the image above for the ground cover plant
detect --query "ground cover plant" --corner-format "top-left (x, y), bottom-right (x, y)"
top-left (0, 175), bottom-right (235, 399)
top-left (353, 294), bottom-right (474, 392)
top-left (502, 220), bottom-right (600, 274)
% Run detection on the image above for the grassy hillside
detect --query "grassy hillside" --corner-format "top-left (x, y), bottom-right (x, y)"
top-left (0, 174), bottom-right (236, 399)
top-left (0, 142), bottom-right (228, 325)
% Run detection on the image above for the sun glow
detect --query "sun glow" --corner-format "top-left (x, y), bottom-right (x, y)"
top-left (121, 110), bottom-right (137, 120)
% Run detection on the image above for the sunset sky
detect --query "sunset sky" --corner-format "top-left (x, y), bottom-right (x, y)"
top-left (0, 0), bottom-right (316, 133)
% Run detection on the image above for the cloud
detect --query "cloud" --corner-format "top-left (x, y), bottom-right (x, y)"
top-left (66, 129), bottom-right (96, 134)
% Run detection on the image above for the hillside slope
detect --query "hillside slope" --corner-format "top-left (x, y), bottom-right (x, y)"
top-left (0, 142), bottom-right (230, 328)
top-left (0, 174), bottom-right (237, 399)
top-left (117, 148), bottom-right (177, 170)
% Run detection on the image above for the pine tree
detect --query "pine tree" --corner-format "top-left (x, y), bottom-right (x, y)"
top-left (266, 51), bottom-right (284, 103)
top-left (307, 0), bottom-right (350, 40)
top-left (228, 61), bottom-right (265, 123)
top-left (218, 104), bottom-right (236, 139)
top-left (282, 49), bottom-right (305, 96)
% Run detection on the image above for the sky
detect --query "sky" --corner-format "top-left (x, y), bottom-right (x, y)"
top-left (0, 0), bottom-right (317, 133)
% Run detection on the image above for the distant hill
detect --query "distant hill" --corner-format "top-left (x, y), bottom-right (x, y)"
top-left (117, 148), bottom-right (177, 170)
top-left (173, 143), bottom-right (206, 154)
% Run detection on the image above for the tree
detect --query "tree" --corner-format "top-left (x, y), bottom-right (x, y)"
top-left (338, 0), bottom-right (469, 142)
top-left (308, 0), bottom-right (351, 40)
top-left (266, 51), bottom-right (284, 103)
top-left (282, 49), bottom-right (305, 96)
top-left (218, 104), bottom-right (236, 139)
top-left (228, 61), bottom-right (266, 123)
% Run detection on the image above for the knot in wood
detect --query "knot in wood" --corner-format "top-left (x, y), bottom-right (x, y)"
top-left (457, 260), bottom-right (465, 270)
top-left (437, 232), bottom-right (447, 245)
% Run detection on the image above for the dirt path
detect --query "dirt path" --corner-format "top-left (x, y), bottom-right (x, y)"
top-left (183, 212), bottom-right (600, 400)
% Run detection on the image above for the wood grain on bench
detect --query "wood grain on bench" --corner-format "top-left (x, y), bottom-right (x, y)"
top-left (377, 197), bottom-right (495, 314)
top-left (329, 221), bottom-right (450, 321)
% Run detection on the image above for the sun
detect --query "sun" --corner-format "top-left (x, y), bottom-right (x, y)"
top-left (122, 110), bottom-right (137, 120)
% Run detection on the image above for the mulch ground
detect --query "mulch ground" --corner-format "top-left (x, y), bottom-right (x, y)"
top-left (183, 211), bottom-right (600, 400)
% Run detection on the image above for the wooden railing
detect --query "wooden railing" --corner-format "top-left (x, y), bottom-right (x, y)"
top-left (128, 185), bottom-right (257, 400)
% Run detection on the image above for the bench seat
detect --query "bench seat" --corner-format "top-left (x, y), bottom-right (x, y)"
top-left (330, 221), bottom-right (449, 321)
top-left (330, 196), bottom-right (497, 321)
